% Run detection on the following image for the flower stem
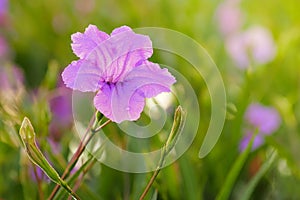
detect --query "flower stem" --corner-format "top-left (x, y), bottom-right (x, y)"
top-left (139, 106), bottom-right (185, 200)
top-left (139, 167), bottom-right (161, 200)
top-left (60, 180), bottom-right (81, 200)
top-left (67, 158), bottom-right (97, 200)
top-left (48, 114), bottom-right (111, 200)
top-left (139, 142), bottom-right (171, 200)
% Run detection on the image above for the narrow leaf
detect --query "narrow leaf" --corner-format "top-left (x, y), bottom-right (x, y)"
top-left (216, 134), bottom-right (255, 200)
top-left (241, 150), bottom-right (277, 200)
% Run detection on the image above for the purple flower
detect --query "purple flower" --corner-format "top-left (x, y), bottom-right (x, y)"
top-left (0, 0), bottom-right (7, 24)
top-left (0, 65), bottom-right (24, 91)
top-left (239, 131), bottom-right (264, 152)
top-left (74, 0), bottom-right (95, 15)
top-left (245, 103), bottom-right (281, 135)
top-left (239, 103), bottom-right (281, 151)
top-left (49, 77), bottom-right (73, 143)
top-left (225, 26), bottom-right (276, 69)
top-left (215, 1), bottom-right (243, 36)
top-left (0, 0), bottom-right (7, 16)
top-left (0, 36), bottom-right (9, 59)
top-left (62, 25), bottom-right (176, 123)
top-left (29, 165), bottom-right (48, 183)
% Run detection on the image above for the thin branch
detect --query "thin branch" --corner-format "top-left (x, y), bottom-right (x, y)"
top-left (67, 158), bottom-right (97, 200)
top-left (48, 116), bottom-right (111, 200)
top-left (139, 106), bottom-right (185, 200)
top-left (92, 119), bottom-right (111, 133)
top-left (139, 168), bottom-right (161, 200)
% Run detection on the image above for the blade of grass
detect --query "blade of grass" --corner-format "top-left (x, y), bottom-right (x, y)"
top-left (179, 156), bottom-right (201, 200)
top-left (150, 189), bottom-right (158, 200)
top-left (241, 150), bottom-right (277, 200)
top-left (216, 134), bottom-right (255, 200)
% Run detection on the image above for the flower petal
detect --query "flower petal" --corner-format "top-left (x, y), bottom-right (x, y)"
top-left (87, 26), bottom-right (153, 83)
top-left (61, 59), bottom-right (103, 92)
top-left (245, 103), bottom-right (281, 135)
top-left (93, 83), bottom-right (114, 119)
top-left (239, 132), bottom-right (264, 152)
top-left (110, 25), bottom-right (132, 36)
top-left (94, 62), bottom-right (176, 123)
top-left (71, 24), bottom-right (109, 59)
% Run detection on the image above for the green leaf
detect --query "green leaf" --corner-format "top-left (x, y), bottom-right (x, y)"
top-left (131, 174), bottom-right (149, 200)
top-left (216, 134), bottom-right (255, 200)
top-left (150, 189), bottom-right (158, 200)
top-left (241, 150), bottom-right (277, 200)
top-left (179, 156), bottom-right (202, 200)
top-left (41, 60), bottom-right (59, 89)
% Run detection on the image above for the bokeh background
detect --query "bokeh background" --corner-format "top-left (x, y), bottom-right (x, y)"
top-left (1, 0), bottom-right (300, 199)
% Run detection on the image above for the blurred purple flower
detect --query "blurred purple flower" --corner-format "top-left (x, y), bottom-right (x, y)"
top-left (245, 103), bottom-right (281, 135)
top-left (0, 36), bottom-right (9, 59)
top-left (0, 0), bottom-right (7, 15)
top-left (239, 131), bottom-right (264, 152)
top-left (62, 25), bottom-right (176, 123)
top-left (0, 65), bottom-right (24, 91)
top-left (225, 26), bottom-right (277, 69)
top-left (49, 77), bottom-right (73, 143)
top-left (0, 0), bottom-right (8, 24)
top-left (75, 0), bottom-right (95, 15)
top-left (29, 165), bottom-right (48, 183)
top-left (215, 1), bottom-right (243, 36)
top-left (0, 65), bottom-right (24, 125)
top-left (239, 103), bottom-right (281, 151)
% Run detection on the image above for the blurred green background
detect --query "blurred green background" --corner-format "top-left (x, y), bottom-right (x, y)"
top-left (1, 0), bottom-right (300, 199)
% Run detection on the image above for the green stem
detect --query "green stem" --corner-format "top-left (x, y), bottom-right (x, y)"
top-left (48, 117), bottom-right (111, 200)
top-left (139, 106), bottom-right (185, 200)
top-left (216, 134), bottom-right (255, 200)
top-left (60, 180), bottom-right (81, 200)
top-left (67, 158), bottom-right (98, 200)
top-left (139, 167), bottom-right (161, 200)
top-left (54, 156), bottom-right (94, 200)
